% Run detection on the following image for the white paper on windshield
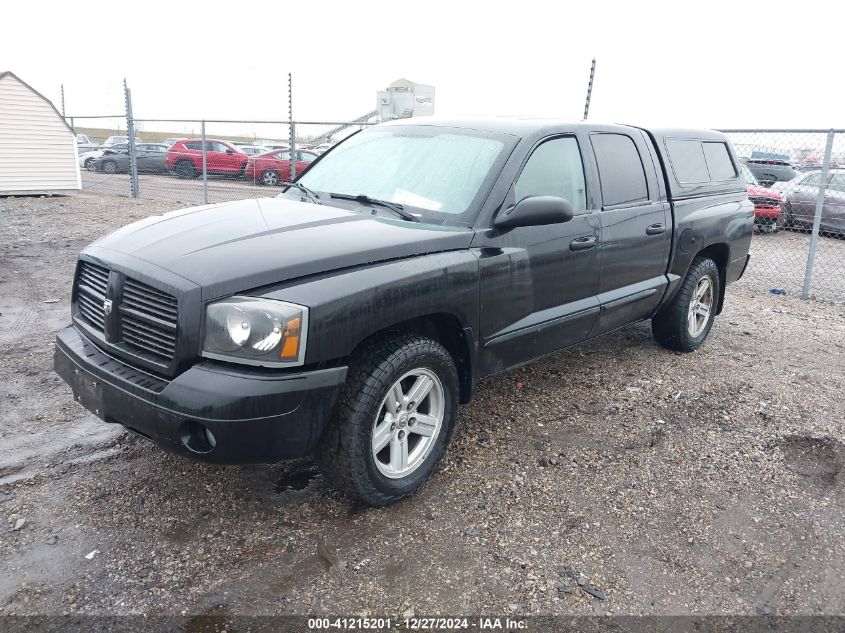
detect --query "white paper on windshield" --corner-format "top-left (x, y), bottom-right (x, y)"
top-left (391, 189), bottom-right (442, 211)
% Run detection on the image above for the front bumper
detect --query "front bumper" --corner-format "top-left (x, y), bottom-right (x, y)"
top-left (54, 325), bottom-right (347, 464)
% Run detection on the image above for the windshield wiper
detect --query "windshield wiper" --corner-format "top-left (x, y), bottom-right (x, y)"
top-left (329, 193), bottom-right (420, 222)
top-left (280, 182), bottom-right (322, 204)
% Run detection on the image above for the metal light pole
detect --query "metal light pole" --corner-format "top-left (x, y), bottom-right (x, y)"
top-left (288, 73), bottom-right (296, 181)
top-left (201, 120), bottom-right (208, 205)
top-left (583, 58), bottom-right (596, 120)
top-left (124, 78), bottom-right (140, 198)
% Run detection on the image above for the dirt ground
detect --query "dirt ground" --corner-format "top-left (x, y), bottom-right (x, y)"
top-left (0, 193), bottom-right (844, 618)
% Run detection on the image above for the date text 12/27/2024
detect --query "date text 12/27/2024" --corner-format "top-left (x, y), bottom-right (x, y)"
top-left (307, 617), bottom-right (528, 630)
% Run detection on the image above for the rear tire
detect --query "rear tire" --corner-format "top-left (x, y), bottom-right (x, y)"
top-left (174, 160), bottom-right (197, 179)
top-left (84, 157), bottom-right (95, 171)
top-left (317, 334), bottom-right (459, 507)
top-left (652, 257), bottom-right (720, 352)
top-left (102, 160), bottom-right (118, 175)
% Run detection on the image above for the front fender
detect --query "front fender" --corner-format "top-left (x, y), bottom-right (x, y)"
top-left (258, 251), bottom-right (480, 365)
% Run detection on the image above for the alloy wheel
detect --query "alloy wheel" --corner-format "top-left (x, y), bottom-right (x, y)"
top-left (687, 276), bottom-right (713, 337)
top-left (371, 368), bottom-right (445, 479)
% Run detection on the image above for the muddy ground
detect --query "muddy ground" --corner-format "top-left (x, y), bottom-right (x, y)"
top-left (0, 193), bottom-right (843, 618)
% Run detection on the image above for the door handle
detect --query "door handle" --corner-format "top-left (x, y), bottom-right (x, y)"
top-left (646, 223), bottom-right (666, 236)
top-left (569, 236), bottom-right (597, 251)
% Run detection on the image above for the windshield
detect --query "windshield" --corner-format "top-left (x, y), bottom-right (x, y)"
top-left (297, 125), bottom-right (512, 224)
top-left (740, 163), bottom-right (758, 186)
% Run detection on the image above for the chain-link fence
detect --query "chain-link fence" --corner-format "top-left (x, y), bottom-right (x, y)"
top-left (69, 104), bottom-right (845, 302)
top-left (721, 129), bottom-right (845, 301)
top-left (74, 117), bottom-right (375, 206)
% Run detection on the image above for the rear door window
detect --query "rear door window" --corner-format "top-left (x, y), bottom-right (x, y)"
top-left (590, 133), bottom-right (649, 206)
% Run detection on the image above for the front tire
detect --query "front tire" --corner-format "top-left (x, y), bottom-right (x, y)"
top-left (652, 256), bottom-right (720, 352)
top-left (260, 169), bottom-right (279, 186)
top-left (102, 160), bottom-right (118, 175)
top-left (317, 335), bottom-right (459, 506)
top-left (84, 157), bottom-right (95, 171)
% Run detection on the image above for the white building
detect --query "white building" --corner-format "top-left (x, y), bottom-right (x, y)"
top-left (0, 71), bottom-right (80, 195)
top-left (377, 79), bottom-right (435, 121)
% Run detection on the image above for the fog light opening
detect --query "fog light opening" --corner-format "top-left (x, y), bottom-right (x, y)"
top-left (180, 420), bottom-right (217, 454)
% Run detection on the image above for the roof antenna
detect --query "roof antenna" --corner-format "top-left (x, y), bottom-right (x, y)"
top-left (583, 58), bottom-right (596, 120)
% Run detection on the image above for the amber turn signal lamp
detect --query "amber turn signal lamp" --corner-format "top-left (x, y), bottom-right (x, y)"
top-left (280, 317), bottom-right (302, 360)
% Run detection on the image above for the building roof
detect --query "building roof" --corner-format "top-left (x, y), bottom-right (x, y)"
top-left (0, 71), bottom-right (75, 135)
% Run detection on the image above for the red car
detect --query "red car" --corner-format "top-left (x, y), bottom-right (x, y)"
top-left (741, 163), bottom-right (783, 233)
top-left (166, 139), bottom-right (248, 179)
top-left (243, 149), bottom-right (319, 186)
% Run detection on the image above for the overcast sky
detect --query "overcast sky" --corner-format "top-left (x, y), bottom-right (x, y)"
top-left (3, 0), bottom-right (843, 135)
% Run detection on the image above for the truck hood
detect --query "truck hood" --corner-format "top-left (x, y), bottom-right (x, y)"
top-left (89, 197), bottom-right (474, 300)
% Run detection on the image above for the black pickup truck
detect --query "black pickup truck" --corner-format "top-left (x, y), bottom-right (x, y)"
top-left (55, 119), bottom-right (753, 505)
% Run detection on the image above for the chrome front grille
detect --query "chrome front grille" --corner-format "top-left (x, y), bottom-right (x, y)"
top-left (119, 278), bottom-right (178, 362)
top-left (73, 260), bottom-right (180, 366)
top-left (76, 261), bottom-right (109, 331)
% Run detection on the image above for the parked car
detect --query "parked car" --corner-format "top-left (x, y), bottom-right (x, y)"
top-left (743, 158), bottom-right (797, 187)
top-left (740, 163), bottom-right (783, 233)
top-left (310, 141), bottom-right (335, 154)
top-left (76, 134), bottom-right (98, 153)
top-left (92, 143), bottom-right (169, 175)
top-left (79, 143), bottom-right (132, 171)
top-left (237, 145), bottom-right (271, 156)
top-left (795, 162), bottom-right (845, 172)
top-left (243, 149), bottom-right (318, 185)
top-left (778, 168), bottom-right (845, 236)
top-left (101, 135), bottom-right (141, 147)
top-left (55, 119), bottom-right (752, 506)
top-left (166, 139), bottom-right (248, 179)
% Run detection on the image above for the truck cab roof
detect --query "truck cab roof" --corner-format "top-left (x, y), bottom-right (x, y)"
top-left (383, 117), bottom-right (746, 200)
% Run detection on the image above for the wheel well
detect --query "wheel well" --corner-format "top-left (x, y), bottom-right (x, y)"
top-left (351, 314), bottom-right (475, 404)
top-left (695, 243), bottom-right (729, 314)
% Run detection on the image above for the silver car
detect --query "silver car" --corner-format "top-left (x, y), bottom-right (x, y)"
top-left (776, 169), bottom-right (845, 236)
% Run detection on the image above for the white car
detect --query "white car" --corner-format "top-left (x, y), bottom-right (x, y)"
top-left (79, 149), bottom-right (105, 170)
top-left (76, 134), bottom-right (98, 153)
top-left (79, 143), bottom-right (131, 171)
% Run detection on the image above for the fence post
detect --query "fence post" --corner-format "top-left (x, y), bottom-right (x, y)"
top-left (124, 79), bottom-right (139, 198)
top-left (800, 130), bottom-right (835, 300)
top-left (201, 120), bottom-right (208, 205)
top-left (288, 73), bottom-right (296, 181)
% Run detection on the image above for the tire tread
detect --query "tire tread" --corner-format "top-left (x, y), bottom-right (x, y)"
top-left (652, 256), bottom-right (720, 352)
top-left (317, 334), bottom-right (457, 506)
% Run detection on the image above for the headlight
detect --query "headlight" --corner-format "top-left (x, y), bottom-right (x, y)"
top-left (202, 297), bottom-right (308, 367)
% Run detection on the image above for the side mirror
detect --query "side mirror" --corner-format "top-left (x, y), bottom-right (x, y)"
top-left (494, 196), bottom-right (574, 230)
top-left (225, 149), bottom-right (235, 155)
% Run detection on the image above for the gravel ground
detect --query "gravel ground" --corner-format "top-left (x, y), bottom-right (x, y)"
top-left (0, 193), bottom-right (843, 618)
